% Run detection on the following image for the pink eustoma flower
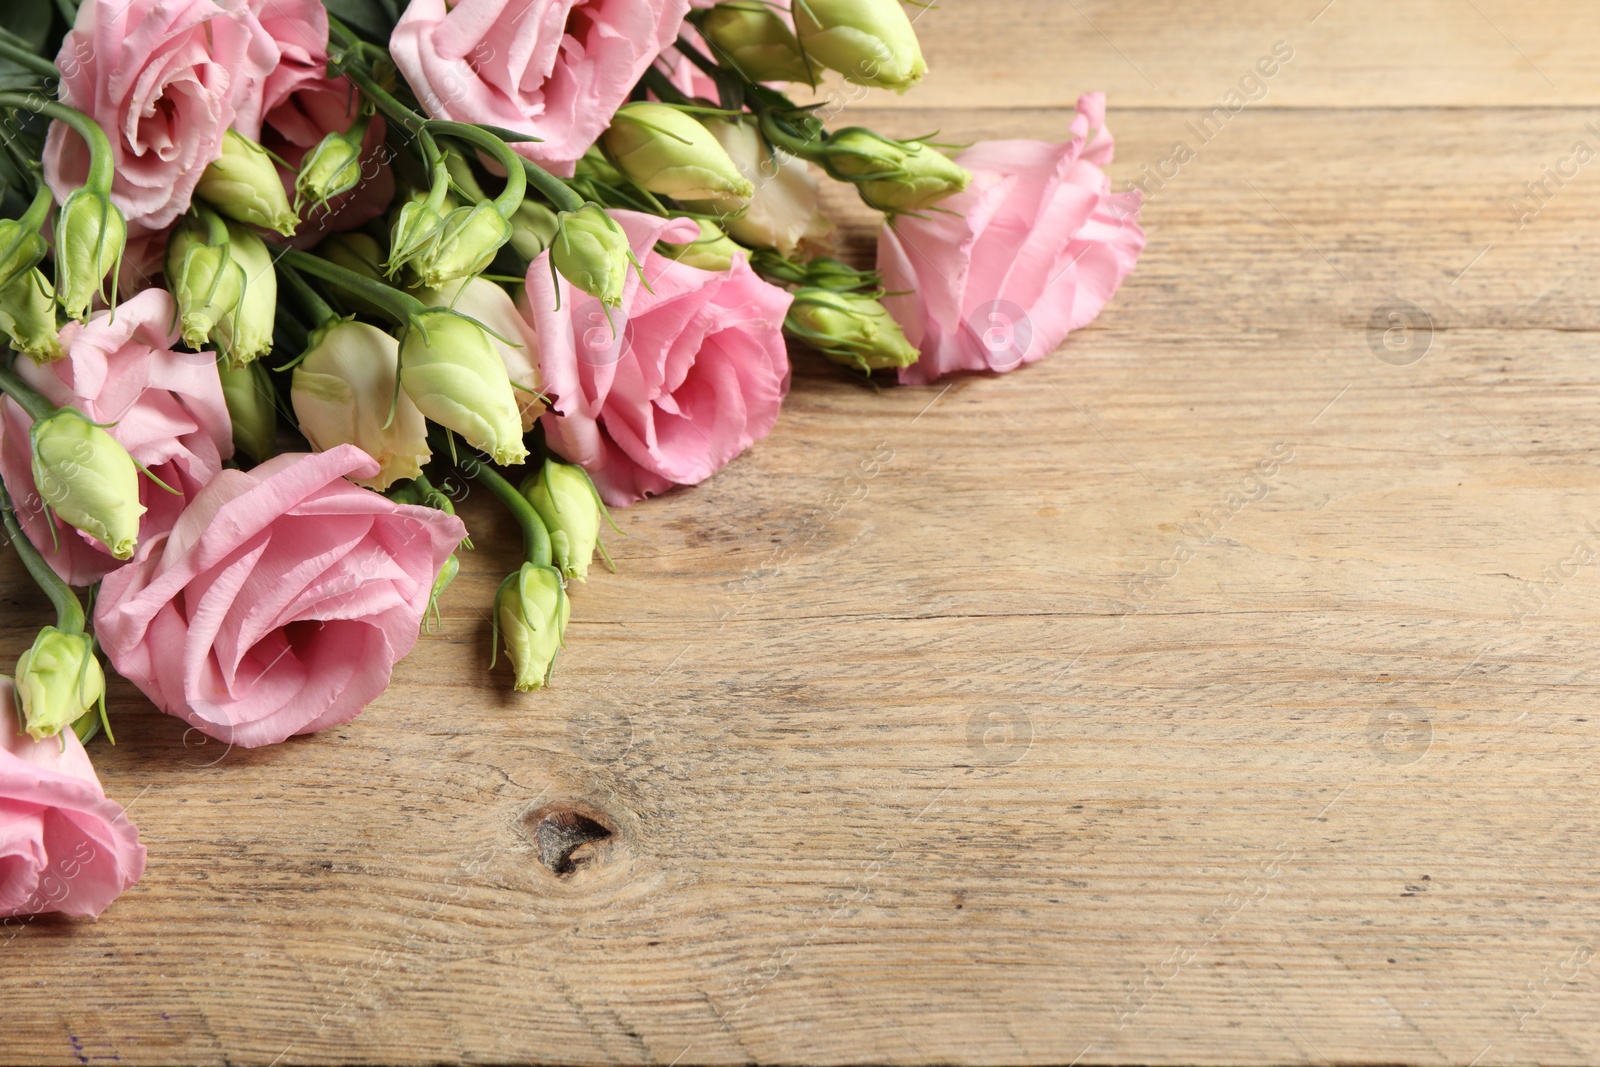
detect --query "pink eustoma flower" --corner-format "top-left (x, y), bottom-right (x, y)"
top-left (878, 93), bottom-right (1147, 385)
top-left (94, 446), bottom-right (468, 749)
top-left (0, 290), bottom-right (234, 586)
top-left (390, 0), bottom-right (692, 175)
top-left (0, 677), bottom-right (146, 920)
top-left (525, 212), bottom-right (794, 506)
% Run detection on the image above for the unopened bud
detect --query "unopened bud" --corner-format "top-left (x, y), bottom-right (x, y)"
top-left (416, 201), bottom-right (512, 288)
top-left (787, 288), bottom-right (919, 373)
top-left (293, 319), bottom-right (431, 490)
top-left (196, 129), bottom-right (299, 237)
top-left (0, 218), bottom-right (48, 294)
top-left (15, 627), bottom-right (105, 741)
top-left (54, 188), bottom-right (125, 321)
top-left (495, 562), bottom-right (569, 692)
top-left (399, 310), bottom-right (528, 465)
top-left (29, 408), bottom-right (145, 560)
top-left (210, 222), bottom-right (277, 366)
top-left (603, 103), bottom-right (755, 201)
top-left (793, 0), bottom-right (927, 92)
top-left (551, 204), bottom-right (633, 306)
top-left (509, 199), bottom-right (561, 259)
top-left (0, 269), bottom-right (62, 362)
top-left (522, 460), bottom-right (607, 582)
top-left (658, 218), bottom-right (742, 272)
top-left (823, 129), bottom-right (970, 213)
top-left (700, 2), bottom-right (814, 83)
top-left (296, 119), bottom-right (368, 214)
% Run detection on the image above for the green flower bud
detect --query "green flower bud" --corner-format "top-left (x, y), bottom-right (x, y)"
top-left (55, 188), bottom-right (126, 322)
top-left (0, 269), bottom-right (62, 362)
top-left (701, 2), bottom-right (814, 83)
top-left (551, 204), bottom-right (633, 306)
top-left (823, 129), bottom-right (970, 213)
top-left (293, 319), bottom-right (431, 490)
top-left (602, 103), bottom-right (755, 201)
top-left (15, 626), bottom-right (105, 742)
top-left (415, 201), bottom-right (512, 288)
top-left (522, 460), bottom-right (607, 582)
top-left (793, 0), bottom-right (927, 92)
top-left (0, 218), bottom-right (48, 294)
top-left (423, 553), bottom-right (460, 635)
top-left (216, 358), bottom-right (278, 464)
top-left (166, 220), bottom-right (245, 350)
top-left (30, 408), bottom-right (145, 560)
top-left (787, 288), bottom-right (919, 373)
top-left (387, 193), bottom-right (450, 278)
top-left (196, 129), bottom-right (299, 237)
top-left (509, 199), bottom-right (561, 259)
top-left (213, 222), bottom-right (277, 366)
top-left (495, 562), bottom-right (569, 692)
top-left (658, 218), bottom-right (742, 273)
top-left (399, 309), bottom-right (528, 465)
top-left (295, 120), bottom-right (368, 214)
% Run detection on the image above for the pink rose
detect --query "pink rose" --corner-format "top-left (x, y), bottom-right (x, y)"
top-left (878, 93), bottom-right (1146, 385)
top-left (94, 446), bottom-right (467, 748)
top-left (44, 0), bottom-right (282, 238)
top-left (0, 290), bottom-right (233, 586)
top-left (525, 211), bottom-right (793, 506)
top-left (390, 0), bottom-right (692, 175)
top-left (0, 678), bottom-right (146, 920)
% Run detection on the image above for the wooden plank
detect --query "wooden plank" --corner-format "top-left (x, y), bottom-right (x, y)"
top-left (7, 18), bottom-right (1600, 1067)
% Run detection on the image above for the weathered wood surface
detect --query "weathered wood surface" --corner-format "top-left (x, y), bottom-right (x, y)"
top-left (7, 2), bottom-right (1600, 1064)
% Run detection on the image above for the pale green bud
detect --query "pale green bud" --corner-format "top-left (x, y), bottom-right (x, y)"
top-left (658, 218), bottom-right (742, 272)
top-left (54, 188), bottom-right (126, 322)
top-left (603, 103), bottom-right (755, 201)
top-left (416, 201), bottom-right (512, 288)
top-left (0, 219), bottom-right (48, 294)
top-left (787, 288), bottom-right (919, 373)
top-left (495, 563), bottom-right (569, 692)
top-left (0, 269), bottom-right (62, 362)
top-left (522, 460), bottom-right (605, 582)
top-left (509, 199), bottom-right (561, 259)
top-left (30, 408), bottom-right (145, 560)
top-left (293, 319), bottom-right (431, 490)
top-left (551, 204), bottom-right (632, 306)
top-left (196, 129), bottom-right (299, 237)
top-left (701, 2), bottom-right (814, 83)
top-left (793, 0), bottom-right (927, 92)
top-left (15, 627), bottom-right (105, 741)
top-left (823, 129), bottom-right (970, 213)
top-left (295, 120), bottom-right (367, 214)
top-left (166, 221), bottom-right (245, 350)
top-left (211, 222), bottom-right (277, 367)
top-left (216, 358), bottom-right (277, 464)
top-left (399, 309), bottom-right (528, 465)
top-left (387, 194), bottom-right (449, 278)
top-left (574, 146), bottom-right (627, 188)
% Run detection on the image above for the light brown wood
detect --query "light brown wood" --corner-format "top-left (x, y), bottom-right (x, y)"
top-left (7, 3), bottom-right (1600, 1065)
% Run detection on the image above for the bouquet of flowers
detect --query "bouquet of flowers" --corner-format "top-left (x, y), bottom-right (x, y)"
top-left (0, 0), bottom-right (1144, 921)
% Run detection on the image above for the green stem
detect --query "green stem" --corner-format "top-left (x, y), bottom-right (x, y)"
top-left (277, 248), bottom-right (426, 324)
top-left (426, 121), bottom-right (528, 218)
top-left (0, 39), bottom-right (57, 80)
top-left (521, 159), bottom-right (584, 215)
top-left (0, 95), bottom-right (115, 193)
top-left (456, 448), bottom-right (550, 567)
top-left (0, 478), bottom-right (85, 633)
top-left (276, 261), bottom-right (338, 328)
top-left (0, 364), bottom-right (55, 421)
top-left (328, 46), bottom-right (424, 135)
top-left (17, 182), bottom-right (51, 231)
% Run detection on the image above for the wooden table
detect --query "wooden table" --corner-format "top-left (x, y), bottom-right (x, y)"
top-left (7, 1), bottom-right (1600, 1062)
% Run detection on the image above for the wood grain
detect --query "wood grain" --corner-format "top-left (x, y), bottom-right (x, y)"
top-left (7, 2), bottom-right (1600, 1064)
